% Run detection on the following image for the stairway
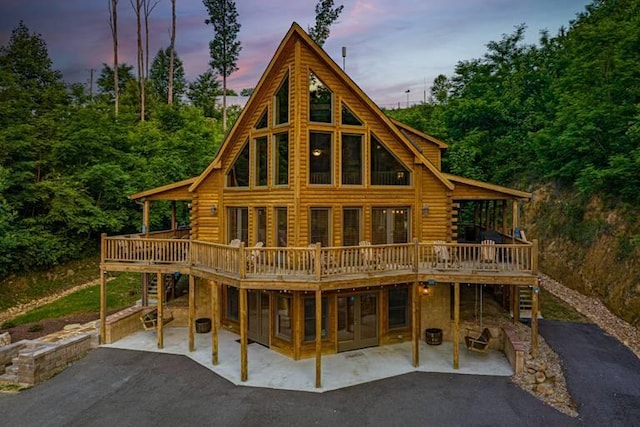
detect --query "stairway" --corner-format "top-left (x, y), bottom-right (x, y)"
top-left (145, 273), bottom-right (175, 306)
top-left (517, 285), bottom-right (542, 319)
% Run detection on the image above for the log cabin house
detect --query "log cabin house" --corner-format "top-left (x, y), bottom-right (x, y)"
top-left (99, 23), bottom-right (539, 388)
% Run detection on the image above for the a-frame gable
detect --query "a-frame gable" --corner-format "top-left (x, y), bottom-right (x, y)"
top-left (191, 22), bottom-right (454, 192)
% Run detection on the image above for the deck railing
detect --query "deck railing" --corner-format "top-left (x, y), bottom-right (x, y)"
top-left (102, 235), bottom-right (535, 279)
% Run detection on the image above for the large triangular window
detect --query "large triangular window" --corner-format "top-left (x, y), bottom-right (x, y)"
top-left (370, 135), bottom-right (411, 186)
top-left (309, 72), bottom-right (332, 123)
top-left (341, 104), bottom-right (362, 126)
top-left (255, 109), bottom-right (268, 129)
top-left (226, 141), bottom-right (250, 187)
top-left (274, 75), bottom-right (289, 125)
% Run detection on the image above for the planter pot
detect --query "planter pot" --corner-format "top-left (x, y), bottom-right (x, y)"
top-left (195, 318), bottom-right (212, 334)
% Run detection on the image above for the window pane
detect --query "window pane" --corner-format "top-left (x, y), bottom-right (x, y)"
top-left (372, 208), bottom-right (387, 245)
top-left (226, 142), bottom-right (249, 187)
top-left (255, 207), bottom-right (267, 244)
top-left (275, 75), bottom-right (289, 125)
top-left (255, 109), bottom-right (268, 129)
top-left (392, 208), bottom-right (409, 243)
top-left (276, 207), bottom-right (287, 247)
top-left (276, 295), bottom-right (292, 340)
top-left (226, 285), bottom-right (239, 321)
top-left (309, 72), bottom-right (332, 123)
top-left (310, 208), bottom-right (330, 247)
top-left (388, 287), bottom-right (409, 329)
top-left (341, 104), bottom-right (362, 126)
top-left (370, 136), bottom-right (410, 186)
top-left (274, 132), bottom-right (289, 185)
top-left (309, 132), bottom-right (332, 185)
top-left (342, 208), bottom-right (361, 246)
top-left (228, 207), bottom-right (248, 243)
top-left (303, 297), bottom-right (328, 342)
top-left (255, 136), bottom-right (268, 187)
top-left (341, 134), bottom-right (362, 185)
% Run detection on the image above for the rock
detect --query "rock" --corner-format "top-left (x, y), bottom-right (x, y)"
top-left (536, 382), bottom-right (554, 396)
top-left (535, 371), bottom-right (547, 383)
top-left (63, 323), bottom-right (82, 331)
top-left (0, 332), bottom-right (10, 346)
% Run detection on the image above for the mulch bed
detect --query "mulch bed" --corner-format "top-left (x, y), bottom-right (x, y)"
top-left (1, 313), bottom-right (100, 342)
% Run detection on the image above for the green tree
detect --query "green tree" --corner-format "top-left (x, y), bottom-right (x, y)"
top-left (149, 47), bottom-right (186, 104)
top-left (187, 70), bottom-right (221, 117)
top-left (96, 63), bottom-right (135, 101)
top-left (202, 0), bottom-right (242, 131)
top-left (308, 0), bottom-right (344, 47)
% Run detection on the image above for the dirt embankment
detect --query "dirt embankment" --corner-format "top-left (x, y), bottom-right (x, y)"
top-left (524, 186), bottom-right (640, 328)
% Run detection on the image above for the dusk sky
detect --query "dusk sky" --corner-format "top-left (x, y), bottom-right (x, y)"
top-left (1, 0), bottom-right (588, 106)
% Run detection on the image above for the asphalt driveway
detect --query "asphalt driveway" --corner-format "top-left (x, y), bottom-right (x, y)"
top-left (0, 320), bottom-right (637, 426)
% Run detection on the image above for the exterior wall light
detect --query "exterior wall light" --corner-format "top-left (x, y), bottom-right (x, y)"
top-left (422, 204), bottom-right (429, 217)
top-left (210, 205), bottom-right (218, 216)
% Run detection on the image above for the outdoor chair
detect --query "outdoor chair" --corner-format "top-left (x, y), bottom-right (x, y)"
top-left (432, 240), bottom-right (457, 268)
top-left (480, 240), bottom-right (497, 266)
top-left (140, 306), bottom-right (174, 331)
top-left (359, 241), bottom-right (382, 270)
top-left (464, 327), bottom-right (492, 352)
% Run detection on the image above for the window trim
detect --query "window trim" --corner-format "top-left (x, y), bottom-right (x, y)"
top-left (340, 132), bottom-right (364, 186)
top-left (225, 140), bottom-right (250, 188)
top-left (309, 70), bottom-right (333, 124)
top-left (253, 136), bottom-right (268, 188)
top-left (309, 207), bottom-right (331, 247)
top-left (388, 287), bottom-right (410, 330)
top-left (370, 134), bottom-right (412, 187)
top-left (309, 131), bottom-right (334, 186)
top-left (274, 74), bottom-right (290, 126)
top-left (273, 131), bottom-right (289, 187)
top-left (342, 207), bottom-right (362, 246)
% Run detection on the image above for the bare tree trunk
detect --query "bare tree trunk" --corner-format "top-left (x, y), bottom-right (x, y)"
top-left (132, 0), bottom-right (145, 121)
top-left (143, 0), bottom-right (159, 80)
top-left (168, 0), bottom-right (176, 105)
top-left (109, 0), bottom-right (119, 116)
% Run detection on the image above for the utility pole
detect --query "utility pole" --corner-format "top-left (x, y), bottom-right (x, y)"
top-left (342, 46), bottom-right (346, 71)
top-left (405, 89), bottom-right (410, 108)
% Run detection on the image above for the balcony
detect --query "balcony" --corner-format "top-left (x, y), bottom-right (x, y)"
top-left (101, 233), bottom-right (537, 289)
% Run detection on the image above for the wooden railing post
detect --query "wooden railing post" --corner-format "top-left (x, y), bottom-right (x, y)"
top-left (239, 242), bottom-right (246, 279)
top-left (100, 233), bottom-right (107, 264)
top-left (314, 244), bottom-right (321, 280)
top-left (531, 239), bottom-right (538, 274)
top-left (412, 238), bottom-right (419, 273)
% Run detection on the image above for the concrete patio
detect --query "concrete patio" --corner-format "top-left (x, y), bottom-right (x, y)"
top-left (103, 327), bottom-right (513, 392)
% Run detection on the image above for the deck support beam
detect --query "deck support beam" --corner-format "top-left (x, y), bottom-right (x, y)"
top-left (157, 272), bottom-right (164, 349)
top-left (188, 275), bottom-right (195, 351)
top-left (240, 287), bottom-right (248, 381)
top-left (531, 280), bottom-right (539, 358)
top-left (412, 281), bottom-right (420, 368)
top-left (100, 271), bottom-right (107, 344)
top-left (212, 280), bottom-right (219, 365)
top-left (143, 200), bottom-right (150, 236)
top-left (315, 289), bottom-right (322, 388)
top-left (453, 282), bottom-right (460, 369)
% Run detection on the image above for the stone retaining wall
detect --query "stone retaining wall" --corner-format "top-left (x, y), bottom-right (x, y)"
top-left (105, 306), bottom-right (146, 344)
top-left (502, 324), bottom-right (525, 374)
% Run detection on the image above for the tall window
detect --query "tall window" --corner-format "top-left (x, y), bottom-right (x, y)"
top-left (372, 207), bottom-right (409, 244)
top-left (303, 296), bottom-right (328, 342)
top-left (388, 287), bottom-right (409, 329)
top-left (276, 207), bottom-right (287, 247)
top-left (276, 294), bottom-right (292, 340)
top-left (226, 285), bottom-right (239, 321)
top-left (226, 142), bottom-right (250, 187)
top-left (309, 132), bottom-right (332, 185)
top-left (370, 135), bottom-right (411, 186)
top-left (341, 134), bottom-right (362, 185)
top-left (309, 72), bottom-right (332, 123)
top-left (255, 207), bottom-right (267, 244)
top-left (342, 208), bottom-right (361, 246)
top-left (227, 207), bottom-right (248, 243)
top-left (254, 136), bottom-right (268, 187)
top-left (274, 132), bottom-right (289, 186)
top-left (274, 75), bottom-right (289, 125)
top-left (310, 208), bottom-right (330, 247)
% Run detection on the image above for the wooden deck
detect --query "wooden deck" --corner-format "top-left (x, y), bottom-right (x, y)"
top-left (101, 234), bottom-right (538, 289)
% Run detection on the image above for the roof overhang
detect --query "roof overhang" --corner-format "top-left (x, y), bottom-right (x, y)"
top-left (444, 173), bottom-right (531, 200)
top-left (129, 177), bottom-right (196, 201)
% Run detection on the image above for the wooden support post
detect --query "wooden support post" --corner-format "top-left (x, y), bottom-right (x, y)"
top-left (212, 281), bottom-right (219, 365)
top-left (143, 200), bottom-right (150, 236)
top-left (314, 243), bottom-right (321, 280)
top-left (188, 275), bottom-right (195, 352)
top-left (157, 272), bottom-right (164, 349)
top-left (513, 286), bottom-right (520, 325)
top-left (315, 289), bottom-right (322, 388)
top-left (240, 287), bottom-right (248, 381)
top-left (171, 201), bottom-right (177, 232)
top-left (412, 281), bottom-right (420, 367)
top-left (531, 281), bottom-right (539, 358)
top-left (512, 200), bottom-right (519, 238)
top-left (100, 270), bottom-right (107, 344)
top-left (453, 282), bottom-right (460, 370)
top-left (412, 238), bottom-right (419, 273)
top-left (501, 201), bottom-right (508, 236)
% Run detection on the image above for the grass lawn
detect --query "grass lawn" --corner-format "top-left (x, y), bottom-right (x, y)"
top-left (540, 288), bottom-right (589, 323)
top-left (3, 273), bottom-right (142, 328)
